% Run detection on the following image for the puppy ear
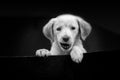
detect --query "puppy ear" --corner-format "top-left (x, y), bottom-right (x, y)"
top-left (43, 18), bottom-right (56, 43)
top-left (76, 17), bottom-right (92, 40)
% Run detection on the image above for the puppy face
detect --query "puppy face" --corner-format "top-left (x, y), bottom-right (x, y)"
top-left (53, 16), bottom-right (79, 51)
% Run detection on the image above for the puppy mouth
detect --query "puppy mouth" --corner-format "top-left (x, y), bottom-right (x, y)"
top-left (60, 42), bottom-right (71, 50)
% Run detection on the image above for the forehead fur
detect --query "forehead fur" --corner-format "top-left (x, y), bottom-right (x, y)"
top-left (57, 14), bottom-right (76, 20)
top-left (57, 14), bottom-right (82, 21)
top-left (54, 14), bottom-right (81, 26)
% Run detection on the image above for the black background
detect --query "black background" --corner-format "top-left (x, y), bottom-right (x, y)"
top-left (0, 3), bottom-right (120, 56)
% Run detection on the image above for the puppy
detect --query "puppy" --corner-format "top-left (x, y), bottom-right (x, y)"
top-left (36, 14), bottom-right (92, 63)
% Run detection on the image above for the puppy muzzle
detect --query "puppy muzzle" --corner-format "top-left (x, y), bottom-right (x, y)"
top-left (58, 41), bottom-right (73, 52)
top-left (60, 42), bottom-right (71, 50)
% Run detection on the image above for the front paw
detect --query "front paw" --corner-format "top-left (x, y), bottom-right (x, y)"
top-left (70, 46), bottom-right (85, 63)
top-left (36, 49), bottom-right (51, 57)
top-left (70, 51), bottom-right (83, 63)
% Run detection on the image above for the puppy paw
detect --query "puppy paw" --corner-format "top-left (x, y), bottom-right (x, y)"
top-left (70, 47), bottom-right (85, 63)
top-left (70, 51), bottom-right (83, 63)
top-left (36, 49), bottom-right (51, 57)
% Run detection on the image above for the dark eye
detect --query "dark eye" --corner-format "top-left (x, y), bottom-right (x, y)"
top-left (56, 27), bottom-right (61, 31)
top-left (71, 26), bottom-right (75, 30)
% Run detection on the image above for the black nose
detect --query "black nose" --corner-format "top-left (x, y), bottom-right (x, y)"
top-left (63, 37), bottom-right (69, 42)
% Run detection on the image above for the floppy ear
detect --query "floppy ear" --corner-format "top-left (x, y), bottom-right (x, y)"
top-left (76, 17), bottom-right (92, 40)
top-left (43, 18), bottom-right (56, 43)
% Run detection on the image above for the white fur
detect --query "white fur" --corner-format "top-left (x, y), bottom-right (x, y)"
top-left (36, 14), bottom-right (92, 63)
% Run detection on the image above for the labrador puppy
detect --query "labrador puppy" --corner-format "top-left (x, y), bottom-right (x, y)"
top-left (36, 14), bottom-right (92, 63)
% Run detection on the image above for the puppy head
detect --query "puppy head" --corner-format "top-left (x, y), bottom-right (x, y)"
top-left (43, 14), bottom-right (92, 51)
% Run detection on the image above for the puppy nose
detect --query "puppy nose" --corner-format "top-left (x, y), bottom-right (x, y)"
top-left (63, 37), bottom-right (69, 42)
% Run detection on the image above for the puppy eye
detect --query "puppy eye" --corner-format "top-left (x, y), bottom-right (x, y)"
top-left (56, 27), bottom-right (61, 31)
top-left (71, 26), bottom-right (75, 30)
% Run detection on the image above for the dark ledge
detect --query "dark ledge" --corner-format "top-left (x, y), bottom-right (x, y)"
top-left (0, 50), bottom-right (119, 80)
